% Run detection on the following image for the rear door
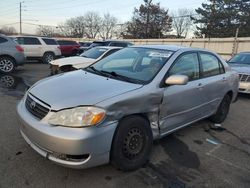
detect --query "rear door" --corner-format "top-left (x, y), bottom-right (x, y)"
top-left (198, 52), bottom-right (227, 114)
top-left (159, 52), bottom-right (205, 134)
top-left (17, 37), bottom-right (42, 57)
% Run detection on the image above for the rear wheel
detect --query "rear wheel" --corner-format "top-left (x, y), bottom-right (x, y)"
top-left (111, 116), bottom-right (153, 171)
top-left (0, 56), bottom-right (15, 73)
top-left (209, 94), bottom-right (231, 123)
top-left (42, 52), bottom-right (55, 64)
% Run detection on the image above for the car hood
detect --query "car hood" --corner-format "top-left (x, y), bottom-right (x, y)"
top-left (29, 70), bottom-right (142, 111)
top-left (229, 63), bottom-right (250, 74)
top-left (50, 56), bottom-right (96, 68)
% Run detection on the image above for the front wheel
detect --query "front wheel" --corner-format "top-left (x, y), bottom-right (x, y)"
top-left (111, 116), bottom-right (153, 171)
top-left (42, 52), bottom-right (55, 64)
top-left (0, 56), bottom-right (15, 73)
top-left (209, 94), bottom-right (231, 123)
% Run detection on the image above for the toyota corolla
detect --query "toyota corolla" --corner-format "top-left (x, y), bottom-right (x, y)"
top-left (17, 45), bottom-right (238, 171)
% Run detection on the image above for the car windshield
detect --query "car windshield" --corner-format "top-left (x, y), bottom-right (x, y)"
top-left (80, 47), bottom-right (108, 59)
top-left (86, 47), bottom-right (173, 84)
top-left (228, 53), bottom-right (250, 65)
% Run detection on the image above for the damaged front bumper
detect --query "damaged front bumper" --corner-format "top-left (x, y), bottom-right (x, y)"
top-left (17, 100), bottom-right (118, 169)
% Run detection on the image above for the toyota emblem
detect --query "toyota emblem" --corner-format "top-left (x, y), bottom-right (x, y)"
top-left (30, 101), bottom-right (36, 109)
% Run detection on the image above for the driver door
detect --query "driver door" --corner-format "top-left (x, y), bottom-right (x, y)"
top-left (159, 52), bottom-right (205, 135)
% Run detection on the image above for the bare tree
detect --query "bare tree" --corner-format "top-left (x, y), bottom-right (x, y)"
top-left (84, 11), bottom-right (102, 39)
top-left (172, 8), bottom-right (193, 38)
top-left (58, 16), bottom-right (86, 37)
top-left (0, 26), bottom-right (17, 35)
top-left (36, 26), bottom-right (56, 37)
top-left (99, 13), bottom-right (118, 39)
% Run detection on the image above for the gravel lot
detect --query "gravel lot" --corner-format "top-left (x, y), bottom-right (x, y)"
top-left (0, 63), bottom-right (250, 188)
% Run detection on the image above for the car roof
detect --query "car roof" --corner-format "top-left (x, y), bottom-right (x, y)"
top-left (11, 35), bottom-right (54, 39)
top-left (93, 40), bottom-right (131, 43)
top-left (92, 46), bottom-right (123, 50)
top-left (131, 45), bottom-right (217, 53)
top-left (132, 45), bottom-right (187, 51)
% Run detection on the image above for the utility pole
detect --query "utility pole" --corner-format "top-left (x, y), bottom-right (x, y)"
top-left (19, 1), bottom-right (24, 35)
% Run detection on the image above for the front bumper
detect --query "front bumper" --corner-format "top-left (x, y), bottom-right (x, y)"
top-left (239, 82), bottom-right (250, 94)
top-left (17, 99), bottom-right (118, 169)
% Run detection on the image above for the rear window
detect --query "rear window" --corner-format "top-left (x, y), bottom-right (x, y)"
top-left (0, 37), bottom-right (8, 44)
top-left (80, 48), bottom-right (108, 59)
top-left (17, 37), bottom-right (41, 45)
top-left (89, 42), bottom-right (106, 48)
top-left (109, 42), bottom-right (128, 47)
top-left (57, 40), bottom-right (78, 45)
top-left (42, 38), bottom-right (58, 45)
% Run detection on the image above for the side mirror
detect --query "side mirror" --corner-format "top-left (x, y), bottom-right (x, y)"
top-left (165, 75), bottom-right (189, 85)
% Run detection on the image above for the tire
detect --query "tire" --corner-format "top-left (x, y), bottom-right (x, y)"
top-left (42, 52), bottom-right (55, 64)
top-left (111, 115), bottom-right (153, 171)
top-left (209, 94), bottom-right (231, 123)
top-left (0, 56), bottom-right (15, 73)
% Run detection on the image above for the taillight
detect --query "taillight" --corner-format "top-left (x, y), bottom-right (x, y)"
top-left (16, 45), bottom-right (24, 52)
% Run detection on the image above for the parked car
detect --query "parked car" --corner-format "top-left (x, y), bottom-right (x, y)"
top-left (0, 73), bottom-right (29, 97)
top-left (13, 36), bottom-right (61, 64)
top-left (87, 40), bottom-right (133, 50)
top-left (17, 45), bottom-right (238, 171)
top-left (49, 46), bottom-right (121, 74)
top-left (0, 34), bottom-right (25, 73)
top-left (228, 52), bottom-right (250, 94)
top-left (57, 40), bottom-right (81, 57)
top-left (78, 41), bottom-right (92, 54)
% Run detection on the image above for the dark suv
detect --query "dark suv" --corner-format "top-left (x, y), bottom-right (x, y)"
top-left (88, 40), bottom-right (133, 49)
top-left (0, 34), bottom-right (25, 73)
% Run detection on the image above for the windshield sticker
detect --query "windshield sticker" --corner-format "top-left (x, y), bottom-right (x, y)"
top-left (148, 52), bottom-right (173, 58)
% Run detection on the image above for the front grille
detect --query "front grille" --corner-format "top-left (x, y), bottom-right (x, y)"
top-left (239, 73), bottom-right (250, 82)
top-left (25, 94), bottom-right (50, 119)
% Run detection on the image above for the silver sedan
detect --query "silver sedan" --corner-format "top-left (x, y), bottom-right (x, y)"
top-left (228, 52), bottom-right (250, 94)
top-left (17, 45), bottom-right (239, 171)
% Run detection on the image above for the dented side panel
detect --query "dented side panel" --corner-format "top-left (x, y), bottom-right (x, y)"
top-left (96, 85), bottom-right (164, 139)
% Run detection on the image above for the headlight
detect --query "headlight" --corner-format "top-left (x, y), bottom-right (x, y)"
top-left (48, 107), bottom-right (106, 127)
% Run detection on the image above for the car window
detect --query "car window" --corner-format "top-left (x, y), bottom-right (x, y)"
top-left (89, 42), bottom-right (106, 48)
top-left (17, 37), bottom-right (41, 45)
top-left (110, 42), bottom-right (127, 47)
top-left (229, 53), bottom-right (250, 65)
top-left (57, 40), bottom-right (78, 45)
top-left (80, 48), bottom-right (108, 59)
top-left (0, 37), bottom-right (8, 44)
top-left (169, 53), bottom-right (200, 81)
top-left (102, 49), bottom-right (120, 58)
top-left (200, 53), bottom-right (224, 77)
top-left (42, 38), bottom-right (58, 45)
top-left (91, 47), bottom-right (173, 84)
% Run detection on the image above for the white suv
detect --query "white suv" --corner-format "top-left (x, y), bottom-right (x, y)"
top-left (14, 36), bottom-right (61, 64)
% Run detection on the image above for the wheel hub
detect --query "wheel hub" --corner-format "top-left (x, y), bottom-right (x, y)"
top-left (123, 128), bottom-right (144, 159)
top-left (0, 59), bottom-right (13, 72)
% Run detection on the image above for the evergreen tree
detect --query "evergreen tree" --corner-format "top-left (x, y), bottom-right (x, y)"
top-left (126, 0), bottom-right (172, 39)
top-left (193, 0), bottom-right (250, 38)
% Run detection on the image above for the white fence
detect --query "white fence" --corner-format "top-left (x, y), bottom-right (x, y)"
top-left (57, 37), bottom-right (250, 60)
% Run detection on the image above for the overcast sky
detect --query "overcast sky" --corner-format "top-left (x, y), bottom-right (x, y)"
top-left (0, 0), bottom-right (206, 34)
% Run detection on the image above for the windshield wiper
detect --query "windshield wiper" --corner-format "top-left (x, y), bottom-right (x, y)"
top-left (100, 70), bottom-right (140, 84)
top-left (85, 66), bottom-right (107, 77)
